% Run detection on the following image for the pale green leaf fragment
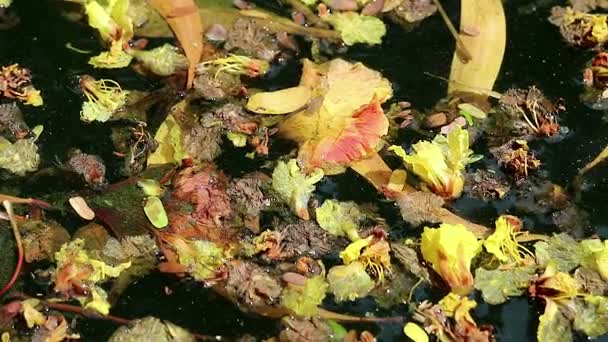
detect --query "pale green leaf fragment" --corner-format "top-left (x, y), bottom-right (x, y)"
top-left (458, 103), bottom-right (487, 119)
top-left (137, 179), bottom-right (163, 197)
top-left (403, 322), bottom-right (429, 342)
top-left (272, 159), bottom-right (324, 220)
top-left (572, 295), bottom-right (608, 337)
top-left (175, 240), bottom-right (226, 281)
top-left (0, 137), bottom-right (40, 176)
top-left (281, 275), bottom-right (328, 316)
top-left (226, 131), bottom-right (248, 147)
top-left (143, 196), bottom-right (168, 229)
top-left (474, 267), bottom-right (535, 305)
top-left (89, 49), bottom-right (133, 69)
top-left (315, 199), bottom-right (361, 241)
top-left (327, 261), bottom-right (375, 302)
top-left (537, 300), bottom-right (572, 342)
top-left (130, 44), bottom-right (188, 76)
top-left (580, 239), bottom-right (608, 281)
top-left (79, 285), bottom-right (111, 315)
top-left (324, 12), bottom-right (386, 46)
top-left (534, 233), bottom-right (585, 273)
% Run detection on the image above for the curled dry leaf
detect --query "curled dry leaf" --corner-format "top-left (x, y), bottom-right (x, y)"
top-left (149, 0), bottom-right (203, 89)
top-left (69, 196), bottom-right (95, 220)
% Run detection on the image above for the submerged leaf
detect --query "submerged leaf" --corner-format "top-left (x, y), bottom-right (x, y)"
top-left (474, 267), bottom-right (535, 305)
top-left (281, 275), bottom-right (328, 316)
top-left (143, 196), bottom-right (168, 229)
top-left (323, 12), bottom-right (386, 46)
top-left (420, 223), bottom-right (481, 295)
top-left (271, 159), bottom-right (324, 220)
top-left (327, 261), bottom-right (375, 302)
top-left (315, 199), bottom-right (361, 241)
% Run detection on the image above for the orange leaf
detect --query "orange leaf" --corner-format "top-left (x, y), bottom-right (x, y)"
top-left (149, 0), bottom-right (203, 89)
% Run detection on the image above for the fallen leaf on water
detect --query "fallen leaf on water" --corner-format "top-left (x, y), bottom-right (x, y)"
top-left (149, 0), bottom-right (203, 89)
top-left (447, 0), bottom-right (506, 97)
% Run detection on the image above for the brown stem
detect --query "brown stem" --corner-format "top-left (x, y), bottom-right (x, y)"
top-left (44, 302), bottom-right (222, 341)
top-left (284, 0), bottom-right (329, 28)
top-left (349, 153), bottom-right (491, 237)
top-left (0, 194), bottom-right (50, 208)
top-left (430, 0), bottom-right (472, 62)
top-left (0, 201), bottom-right (24, 297)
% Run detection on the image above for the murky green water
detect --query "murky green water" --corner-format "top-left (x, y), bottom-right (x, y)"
top-left (1, 0), bottom-right (607, 340)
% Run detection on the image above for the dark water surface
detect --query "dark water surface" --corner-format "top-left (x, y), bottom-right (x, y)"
top-left (1, 0), bottom-right (607, 341)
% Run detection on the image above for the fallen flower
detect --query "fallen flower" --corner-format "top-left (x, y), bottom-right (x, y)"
top-left (420, 223), bottom-right (481, 295)
top-left (0, 64), bottom-right (43, 106)
top-left (79, 75), bottom-right (129, 123)
top-left (390, 126), bottom-right (481, 199)
top-left (315, 199), bottom-right (362, 241)
top-left (278, 58), bottom-right (392, 174)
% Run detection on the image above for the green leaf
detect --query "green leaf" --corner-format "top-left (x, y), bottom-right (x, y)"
top-left (572, 296), bottom-right (608, 337)
top-left (327, 261), bottom-right (375, 302)
top-left (534, 233), bottom-right (585, 273)
top-left (226, 131), bottom-right (248, 147)
top-left (129, 43), bottom-right (188, 76)
top-left (281, 275), bottom-right (328, 316)
top-left (315, 199), bottom-right (361, 241)
top-left (143, 196), bottom-right (168, 229)
top-left (323, 12), bottom-right (386, 46)
top-left (537, 300), bottom-right (572, 342)
top-left (474, 267), bottom-right (535, 305)
top-left (172, 238), bottom-right (226, 281)
top-left (271, 159), bottom-right (324, 220)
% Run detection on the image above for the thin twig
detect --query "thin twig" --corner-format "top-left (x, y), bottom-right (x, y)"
top-left (0, 201), bottom-right (24, 297)
top-left (45, 302), bottom-right (224, 341)
top-left (0, 194), bottom-right (50, 208)
top-left (430, 0), bottom-right (472, 62)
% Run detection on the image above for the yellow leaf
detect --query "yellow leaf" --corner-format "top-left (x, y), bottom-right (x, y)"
top-left (147, 112), bottom-right (188, 165)
top-left (21, 299), bottom-right (46, 328)
top-left (448, 0), bottom-right (506, 97)
top-left (403, 322), bottom-right (429, 342)
top-left (246, 86), bottom-right (312, 114)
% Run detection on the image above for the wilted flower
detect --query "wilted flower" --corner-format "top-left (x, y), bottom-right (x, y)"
top-left (420, 223), bottom-right (481, 295)
top-left (390, 127), bottom-right (481, 199)
top-left (79, 75), bottom-right (129, 122)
